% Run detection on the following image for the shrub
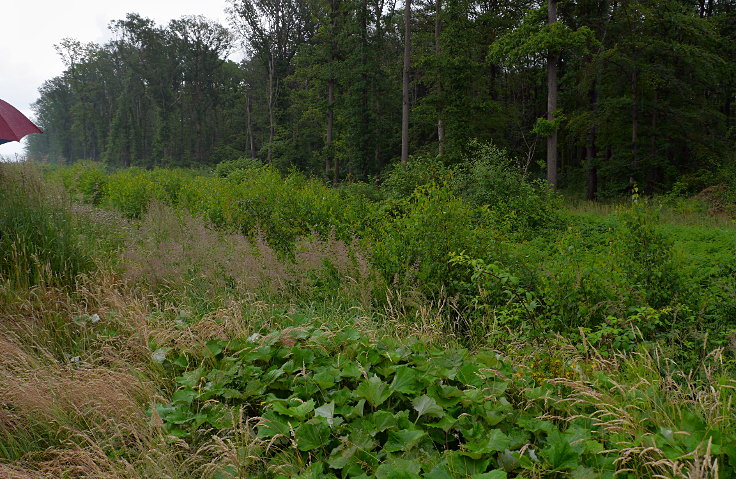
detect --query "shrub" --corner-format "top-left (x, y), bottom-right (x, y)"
top-left (0, 162), bottom-right (95, 288)
top-left (369, 182), bottom-right (499, 297)
top-left (214, 157), bottom-right (264, 178)
top-left (453, 142), bottom-right (565, 238)
top-left (381, 156), bottom-right (452, 200)
top-left (105, 168), bottom-right (163, 218)
top-left (615, 193), bottom-right (685, 309)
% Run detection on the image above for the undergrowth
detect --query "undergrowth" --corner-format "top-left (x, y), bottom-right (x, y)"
top-left (1, 159), bottom-right (735, 478)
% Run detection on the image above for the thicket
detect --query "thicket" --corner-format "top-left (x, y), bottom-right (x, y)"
top-left (2, 160), bottom-right (735, 477)
top-left (0, 163), bottom-right (96, 289)
top-left (44, 154), bottom-right (736, 365)
top-left (26, 1), bottom-right (736, 203)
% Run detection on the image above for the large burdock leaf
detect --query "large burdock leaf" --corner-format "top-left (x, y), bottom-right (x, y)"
top-left (375, 458), bottom-right (422, 479)
top-left (356, 375), bottom-right (392, 407)
top-left (296, 420), bottom-right (331, 451)
top-left (272, 398), bottom-right (315, 421)
top-left (412, 395), bottom-right (443, 420)
top-left (256, 410), bottom-right (291, 438)
top-left (383, 429), bottom-right (426, 452)
top-left (541, 430), bottom-right (580, 471)
top-left (471, 471), bottom-right (507, 479)
top-left (315, 401), bottom-right (336, 427)
top-left (390, 365), bottom-right (422, 395)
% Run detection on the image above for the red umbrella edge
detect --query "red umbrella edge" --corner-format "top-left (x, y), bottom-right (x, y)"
top-left (0, 98), bottom-right (42, 144)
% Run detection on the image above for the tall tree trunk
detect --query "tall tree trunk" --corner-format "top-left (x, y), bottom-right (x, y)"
top-left (434, 0), bottom-right (444, 156)
top-left (586, 83), bottom-right (598, 201)
top-left (547, 0), bottom-right (558, 189)
top-left (327, 79), bottom-right (334, 175)
top-left (267, 51), bottom-right (275, 164)
top-left (245, 94), bottom-right (255, 158)
top-left (630, 66), bottom-right (638, 185)
top-left (327, 0), bottom-right (337, 179)
top-left (647, 88), bottom-right (658, 192)
top-left (401, 0), bottom-right (412, 166)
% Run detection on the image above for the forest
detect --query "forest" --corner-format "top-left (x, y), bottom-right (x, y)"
top-left (2, 0), bottom-right (736, 478)
top-left (26, 0), bottom-right (736, 198)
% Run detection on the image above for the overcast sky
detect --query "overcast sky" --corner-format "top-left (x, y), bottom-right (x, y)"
top-left (1, 0), bottom-right (235, 159)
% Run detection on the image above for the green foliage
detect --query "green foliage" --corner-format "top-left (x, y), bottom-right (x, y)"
top-left (214, 157), bottom-right (264, 178)
top-left (453, 143), bottom-right (564, 238)
top-left (615, 193), bottom-right (684, 308)
top-left (55, 160), bottom-right (109, 204)
top-left (381, 156), bottom-right (453, 200)
top-left (105, 168), bottom-right (164, 218)
top-left (369, 182), bottom-right (497, 296)
top-left (156, 324), bottom-right (735, 477)
top-left (0, 163), bottom-right (95, 288)
top-left (489, 7), bottom-right (597, 63)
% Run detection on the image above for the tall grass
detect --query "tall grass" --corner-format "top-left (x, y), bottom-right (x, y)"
top-left (0, 162), bottom-right (94, 289)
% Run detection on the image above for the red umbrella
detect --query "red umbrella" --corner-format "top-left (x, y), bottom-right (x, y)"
top-left (0, 98), bottom-right (42, 145)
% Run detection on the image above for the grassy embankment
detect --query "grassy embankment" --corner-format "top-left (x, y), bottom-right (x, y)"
top-left (1, 158), bottom-right (735, 478)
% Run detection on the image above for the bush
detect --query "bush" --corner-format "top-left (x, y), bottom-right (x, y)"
top-left (615, 193), bottom-right (685, 309)
top-left (0, 162), bottom-right (95, 288)
top-left (381, 156), bottom-right (452, 200)
top-left (214, 157), bottom-right (263, 178)
top-left (369, 182), bottom-right (499, 297)
top-left (105, 168), bottom-right (164, 218)
top-left (454, 142), bottom-right (565, 238)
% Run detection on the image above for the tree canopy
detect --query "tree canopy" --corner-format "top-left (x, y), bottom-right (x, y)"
top-left (28, 1), bottom-right (736, 196)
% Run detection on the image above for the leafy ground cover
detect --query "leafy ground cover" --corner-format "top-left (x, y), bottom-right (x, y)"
top-left (154, 324), bottom-right (736, 478)
top-left (1, 159), bottom-right (735, 478)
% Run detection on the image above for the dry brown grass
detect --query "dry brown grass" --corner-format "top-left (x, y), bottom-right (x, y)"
top-left (123, 202), bottom-right (377, 309)
top-left (537, 346), bottom-right (735, 479)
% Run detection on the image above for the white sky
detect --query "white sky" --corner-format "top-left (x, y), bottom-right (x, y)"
top-left (1, 0), bottom-right (235, 159)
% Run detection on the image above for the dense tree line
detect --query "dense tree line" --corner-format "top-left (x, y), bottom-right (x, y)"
top-left (28, 0), bottom-right (736, 196)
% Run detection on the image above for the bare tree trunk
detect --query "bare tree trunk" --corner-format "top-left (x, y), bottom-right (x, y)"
top-left (435, 0), bottom-right (445, 156)
top-left (647, 88), bottom-right (658, 192)
top-left (547, 0), bottom-right (558, 189)
top-left (630, 66), bottom-right (638, 185)
top-left (327, 79), bottom-right (334, 174)
top-left (245, 95), bottom-right (256, 158)
top-left (586, 83), bottom-right (598, 201)
top-left (401, 0), bottom-right (411, 166)
top-left (327, 0), bottom-right (337, 179)
top-left (267, 51), bottom-right (275, 164)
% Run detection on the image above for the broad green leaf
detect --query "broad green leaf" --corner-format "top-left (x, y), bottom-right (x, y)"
top-left (456, 362), bottom-right (482, 388)
top-left (271, 398), bottom-right (315, 421)
top-left (471, 472), bottom-right (507, 479)
top-left (295, 420), bottom-right (331, 451)
top-left (315, 401), bottom-right (335, 427)
top-left (371, 410), bottom-right (398, 432)
top-left (340, 360), bottom-right (362, 378)
top-left (424, 461), bottom-right (454, 479)
top-left (570, 466), bottom-right (600, 479)
top-left (465, 429), bottom-right (511, 455)
top-left (541, 431), bottom-right (580, 471)
top-left (177, 367), bottom-right (205, 388)
top-left (356, 375), bottom-right (392, 407)
top-left (327, 430), bottom-right (376, 470)
top-left (390, 365), bottom-right (422, 395)
top-left (383, 429), bottom-right (426, 452)
top-left (256, 410), bottom-right (292, 438)
top-left (425, 414), bottom-right (456, 432)
top-left (375, 458), bottom-right (422, 479)
top-left (314, 367), bottom-right (340, 388)
top-left (412, 395), bottom-right (443, 420)
top-left (446, 453), bottom-right (491, 476)
top-left (205, 339), bottom-right (224, 357)
top-left (171, 388), bottom-right (197, 405)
